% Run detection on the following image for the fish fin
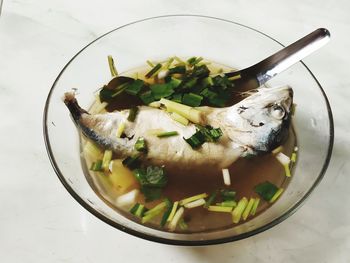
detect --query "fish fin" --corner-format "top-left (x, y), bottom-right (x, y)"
top-left (63, 92), bottom-right (88, 121)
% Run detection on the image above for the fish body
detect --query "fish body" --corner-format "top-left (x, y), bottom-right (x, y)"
top-left (64, 86), bottom-right (293, 170)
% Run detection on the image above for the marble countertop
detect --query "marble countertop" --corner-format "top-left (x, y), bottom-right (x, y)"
top-left (1, 0), bottom-right (349, 262)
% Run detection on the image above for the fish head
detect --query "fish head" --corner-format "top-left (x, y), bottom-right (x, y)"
top-left (225, 85), bottom-right (293, 155)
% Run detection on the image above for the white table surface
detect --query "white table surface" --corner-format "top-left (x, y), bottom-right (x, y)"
top-left (1, 0), bottom-right (349, 262)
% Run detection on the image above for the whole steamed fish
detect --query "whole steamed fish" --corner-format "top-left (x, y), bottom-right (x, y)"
top-left (64, 85), bottom-right (293, 171)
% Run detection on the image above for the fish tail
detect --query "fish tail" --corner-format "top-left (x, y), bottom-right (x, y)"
top-left (63, 92), bottom-right (88, 121)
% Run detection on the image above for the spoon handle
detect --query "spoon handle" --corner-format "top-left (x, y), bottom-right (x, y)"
top-left (227, 28), bottom-right (331, 88)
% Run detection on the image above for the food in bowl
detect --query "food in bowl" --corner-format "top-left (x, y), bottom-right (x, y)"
top-left (63, 56), bottom-right (297, 233)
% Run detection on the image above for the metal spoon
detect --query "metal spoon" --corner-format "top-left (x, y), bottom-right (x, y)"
top-left (225, 28), bottom-right (331, 92)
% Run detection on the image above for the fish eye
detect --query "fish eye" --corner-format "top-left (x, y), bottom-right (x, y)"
top-left (271, 105), bottom-right (285, 120)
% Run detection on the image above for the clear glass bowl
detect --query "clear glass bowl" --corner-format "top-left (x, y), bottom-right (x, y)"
top-left (43, 15), bottom-right (333, 245)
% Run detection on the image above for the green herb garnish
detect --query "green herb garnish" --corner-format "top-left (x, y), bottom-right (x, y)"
top-left (90, 160), bottom-right (103, 171)
top-left (183, 130), bottom-right (206, 149)
top-left (220, 189), bottom-right (236, 201)
top-left (182, 93), bottom-right (203, 107)
top-left (133, 166), bottom-right (168, 202)
top-left (156, 131), bottom-right (179, 138)
top-left (150, 83), bottom-right (175, 100)
top-left (139, 90), bottom-right (156, 104)
top-left (127, 107), bottom-right (139, 122)
top-left (160, 198), bottom-right (173, 227)
top-left (122, 154), bottom-right (141, 169)
top-left (134, 137), bottom-right (147, 152)
top-left (254, 181), bottom-right (279, 201)
top-left (125, 79), bottom-right (144, 96)
top-left (145, 63), bottom-right (162, 78)
top-left (204, 190), bottom-right (218, 208)
top-left (168, 65), bottom-right (186, 75)
top-left (184, 125), bottom-right (223, 149)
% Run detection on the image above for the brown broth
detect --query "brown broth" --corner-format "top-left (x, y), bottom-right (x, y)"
top-left (81, 59), bottom-right (297, 233)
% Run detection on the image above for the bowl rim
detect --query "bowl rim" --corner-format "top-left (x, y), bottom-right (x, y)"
top-left (43, 14), bottom-right (334, 246)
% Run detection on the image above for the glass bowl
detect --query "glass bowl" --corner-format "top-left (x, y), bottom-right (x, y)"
top-left (43, 15), bottom-right (333, 245)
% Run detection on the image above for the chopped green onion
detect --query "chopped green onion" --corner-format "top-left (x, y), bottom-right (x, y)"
top-left (129, 203), bottom-right (140, 214)
top-left (167, 201), bottom-right (179, 222)
top-left (134, 137), bottom-right (147, 153)
top-left (164, 57), bottom-right (175, 69)
top-left (187, 56), bottom-right (203, 66)
top-left (156, 131), bottom-right (179, 138)
top-left (184, 130), bottom-right (206, 149)
top-left (170, 93), bottom-right (182, 103)
top-left (275, 152), bottom-right (291, 166)
top-left (232, 197), bottom-right (248, 224)
top-left (133, 166), bottom-right (167, 188)
top-left (168, 65), bottom-right (186, 75)
top-left (149, 101), bottom-right (161, 108)
top-left (272, 145), bottom-right (284, 155)
top-left (111, 82), bottom-right (130, 98)
top-left (144, 201), bottom-right (167, 216)
top-left (127, 107), bottom-right (139, 122)
top-left (115, 121), bottom-right (126, 138)
top-left (150, 83), bottom-right (175, 100)
top-left (270, 188), bottom-right (284, 203)
top-left (174, 56), bottom-right (185, 64)
top-left (179, 193), bottom-right (208, 206)
top-left (160, 199), bottom-right (173, 227)
top-left (284, 164), bottom-right (292, 177)
top-left (254, 181), bottom-right (279, 201)
top-left (181, 77), bottom-right (197, 90)
top-left (222, 169), bottom-right (231, 186)
top-left (130, 203), bottom-right (145, 218)
top-left (191, 64), bottom-right (210, 78)
top-left (220, 189), bottom-right (236, 201)
top-left (145, 63), bottom-right (162, 78)
top-left (208, 206), bottom-right (233, 213)
top-left (160, 98), bottom-right (204, 124)
top-left (140, 90), bottom-right (156, 105)
top-left (168, 207), bottom-right (184, 231)
top-left (84, 141), bottom-right (103, 159)
top-left (146, 60), bottom-right (155, 68)
top-left (183, 198), bottom-right (206, 209)
top-left (178, 218), bottom-right (188, 230)
top-left (242, 198), bottom-right (255, 221)
top-left (101, 150), bottom-right (113, 172)
top-left (201, 76), bottom-right (214, 88)
top-left (125, 79), bottom-right (144, 96)
top-left (182, 93), bottom-right (203, 107)
top-left (204, 190), bottom-right (218, 208)
top-left (168, 78), bottom-right (182, 88)
top-left (133, 166), bottom-right (168, 202)
top-left (142, 205), bottom-right (166, 223)
top-left (250, 198), bottom-right (260, 216)
top-left (107, 55), bottom-right (118, 77)
top-left (122, 154), bottom-right (141, 169)
top-left (200, 88), bottom-right (217, 99)
top-left (216, 200), bottom-right (237, 207)
top-left (195, 125), bottom-right (223, 142)
top-left (140, 187), bottom-right (162, 202)
top-left (291, 152), bottom-right (297, 162)
top-left (170, 112), bottom-right (189, 126)
top-left (228, 74), bottom-right (241, 81)
top-left (135, 204), bottom-right (145, 217)
top-left (187, 57), bottom-right (197, 66)
top-left (90, 160), bottom-right (103, 171)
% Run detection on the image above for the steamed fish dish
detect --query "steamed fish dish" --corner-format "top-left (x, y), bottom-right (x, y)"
top-left (64, 56), bottom-right (297, 232)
